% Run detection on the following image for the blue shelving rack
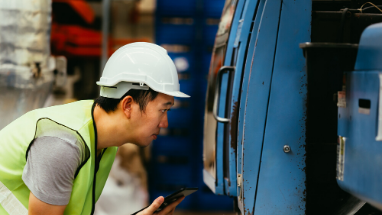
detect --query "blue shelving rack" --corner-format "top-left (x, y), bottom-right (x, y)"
top-left (149, 0), bottom-right (233, 211)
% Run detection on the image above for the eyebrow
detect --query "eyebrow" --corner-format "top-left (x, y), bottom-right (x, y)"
top-left (162, 101), bottom-right (173, 106)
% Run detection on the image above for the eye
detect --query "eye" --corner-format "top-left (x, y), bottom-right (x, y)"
top-left (161, 109), bottom-right (171, 113)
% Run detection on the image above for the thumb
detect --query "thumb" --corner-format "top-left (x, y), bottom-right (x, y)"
top-left (144, 196), bottom-right (164, 214)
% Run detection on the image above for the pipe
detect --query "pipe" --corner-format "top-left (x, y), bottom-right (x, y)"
top-left (101, 0), bottom-right (111, 72)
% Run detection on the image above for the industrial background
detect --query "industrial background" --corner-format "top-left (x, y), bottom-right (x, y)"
top-left (3, 0), bottom-right (382, 215)
top-left (0, 0), bottom-right (233, 214)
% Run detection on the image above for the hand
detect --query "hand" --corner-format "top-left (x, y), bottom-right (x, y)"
top-left (137, 196), bottom-right (185, 215)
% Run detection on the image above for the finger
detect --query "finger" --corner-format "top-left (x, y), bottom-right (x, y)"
top-left (141, 196), bottom-right (164, 215)
top-left (158, 196), bottom-right (185, 215)
top-left (168, 208), bottom-right (175, 215)
top-left (161, 208), bottom-right (175, 215)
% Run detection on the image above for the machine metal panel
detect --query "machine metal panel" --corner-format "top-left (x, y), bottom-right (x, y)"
top-left (204, 43), bottom-right (227, 195)
top-left (222, 0), bottom-right (259, 197)
top-left (217, 68), bottom-right (229, 193)
top-left (215, 0), bottom-right (245, 195)
top-left (252, 0), bottom-right (311, 214)
top-left (354, 23), bottom-right (382, 71)
top-left (236, 0), bottom-right (265, 212)
top-left (236, 0), bottom-right (265, 176)
top-left (337, 72), bottom-right (382, 210)
top-left (239, 0), bottom-right (283, 214)
top-left (203, 0), bottom-right (244, 195)
top-left (337, 23), bottom-right (382, 210)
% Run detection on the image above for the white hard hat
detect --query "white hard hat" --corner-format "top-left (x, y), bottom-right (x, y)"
top-left (97, 42), bottom-right (190, 99)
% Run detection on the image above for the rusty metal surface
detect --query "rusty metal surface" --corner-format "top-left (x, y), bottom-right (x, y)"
top-left (240, 0), bottom-right (285, 213)
top-left (0, 75), bottom-right (53, 130)
top-left (220, 0), bottom-right (260, 197)
top-left (0, 0), bottom-right (51, 66)
top-left (249, 0), bottom-right (311, 214)
top-left (235, 0), bottom-right (265, 213)
top-left (203, 0), bottom-right (243, 195)
top-left (0, 0), bottom-right (53, 130)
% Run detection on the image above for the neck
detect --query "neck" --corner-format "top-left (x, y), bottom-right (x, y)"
top-left (93, 105), bottom-right (130, 150)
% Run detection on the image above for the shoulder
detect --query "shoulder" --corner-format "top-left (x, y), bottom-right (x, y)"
top-left (28, 135), bottom-right (83, 164)
top-left (32, 119), bottom-right (89, 159)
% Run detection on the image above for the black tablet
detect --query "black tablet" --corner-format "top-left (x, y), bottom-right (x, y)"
top-left (131, 187), bottom-right (198, 215)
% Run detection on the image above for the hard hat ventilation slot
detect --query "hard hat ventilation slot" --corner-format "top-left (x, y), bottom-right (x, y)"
top-left (132, 82), bottom-right (147, 87)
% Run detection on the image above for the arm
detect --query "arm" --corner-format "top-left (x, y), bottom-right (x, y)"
top-left (23, 135), bottom-right (84, 215)
top-left (28, 192), bottom-right (66, 215)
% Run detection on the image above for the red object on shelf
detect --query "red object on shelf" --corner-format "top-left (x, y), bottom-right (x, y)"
top-left (51, 0), bottom-right (150, 58)
top-left (51, 0), bottom-right (150, 57)
top-left (53, 0), bottom-right (95, 24)
top-left (51, 24), bottom-right (150, 57)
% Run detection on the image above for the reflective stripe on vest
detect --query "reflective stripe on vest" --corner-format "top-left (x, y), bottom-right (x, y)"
top-left (0, 181), bottom-right (28, 215)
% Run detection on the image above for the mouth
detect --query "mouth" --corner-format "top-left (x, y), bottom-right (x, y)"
top-left (152, 134), bottom-right (159, 140)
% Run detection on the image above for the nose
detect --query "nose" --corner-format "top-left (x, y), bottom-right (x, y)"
top-left (159, 112), bottom-right (169, 128)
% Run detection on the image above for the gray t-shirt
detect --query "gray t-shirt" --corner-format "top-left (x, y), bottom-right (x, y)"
top-left (22, 132), bottom-right (86, 205)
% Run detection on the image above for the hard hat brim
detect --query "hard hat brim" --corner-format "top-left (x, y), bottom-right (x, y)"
top-left (162, 91), bottom-right (190, 98)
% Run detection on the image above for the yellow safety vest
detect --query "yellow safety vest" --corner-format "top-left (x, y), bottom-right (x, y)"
top-left (0, 100), bottom-right (117, 215)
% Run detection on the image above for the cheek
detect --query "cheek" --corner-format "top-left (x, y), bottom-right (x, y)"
top-left (143, 113), bottom-right (162, 128)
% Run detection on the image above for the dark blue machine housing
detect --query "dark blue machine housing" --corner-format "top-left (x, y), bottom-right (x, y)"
top-left (338, 23), bottom-right (382, 211)
top-left (204, 0), bottom-right (311, 214)
top-left (203, 0), bottom-right (382, 214)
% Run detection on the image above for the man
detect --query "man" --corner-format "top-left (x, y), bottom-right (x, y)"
top-left (0, 42), bottom-right (189, 215)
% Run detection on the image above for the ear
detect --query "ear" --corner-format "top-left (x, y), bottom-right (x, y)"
top-left (120, 96), bottom-right (134, 119)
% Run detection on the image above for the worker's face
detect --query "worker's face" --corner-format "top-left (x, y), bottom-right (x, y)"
top-left (130, 93), bottom-right (174, 147)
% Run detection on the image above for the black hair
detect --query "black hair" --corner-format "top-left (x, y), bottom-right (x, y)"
top-left (94, 88), bottom-right (159, 113)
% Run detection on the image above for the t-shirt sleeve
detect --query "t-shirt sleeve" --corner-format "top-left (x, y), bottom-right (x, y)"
top-left (22, 136), bottom-right (82, 205)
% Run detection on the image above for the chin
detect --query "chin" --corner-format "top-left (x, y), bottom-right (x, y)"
top-left (135, 140), bottom-right (152, 148)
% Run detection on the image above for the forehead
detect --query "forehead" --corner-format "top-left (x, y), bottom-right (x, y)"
top-left (151, 93), bottom-right (174, 106)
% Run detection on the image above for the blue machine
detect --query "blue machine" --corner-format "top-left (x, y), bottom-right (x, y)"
top-left (337, 23), bottom-right (382, 211)
top-left (204, 0), bottom-right (311, 213)
top-left (203, 0), bottom-right (382, 214)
